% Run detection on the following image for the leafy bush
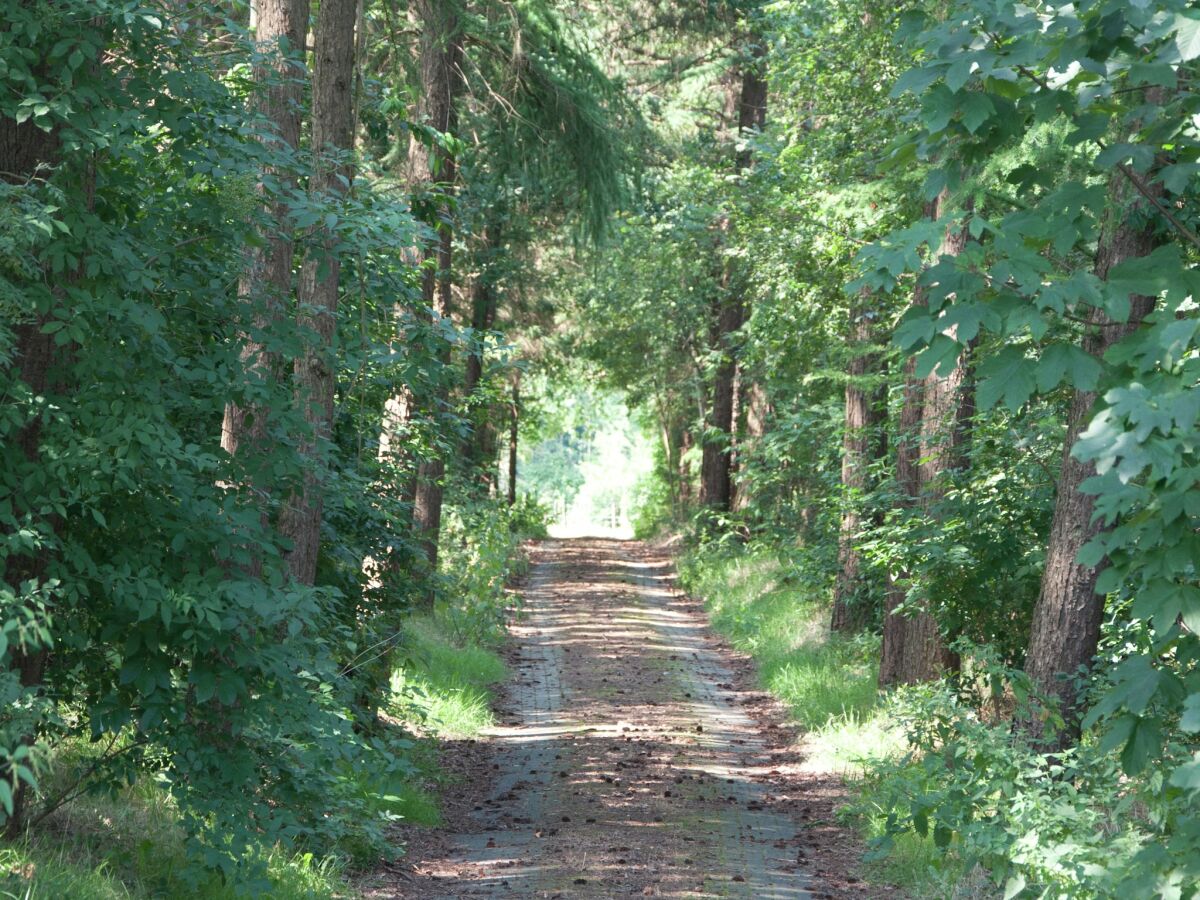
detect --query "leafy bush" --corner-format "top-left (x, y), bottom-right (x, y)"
top-left (859, 646), bottom-right (1200, 898)
top-left (438, 496), bottom-right (546, 645)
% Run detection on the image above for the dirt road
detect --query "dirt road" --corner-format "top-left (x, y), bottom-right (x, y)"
top-left (366, 539), bottom-right (876, 898)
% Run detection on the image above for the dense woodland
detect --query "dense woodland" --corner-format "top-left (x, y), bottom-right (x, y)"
top-left (3, 0), bottom-right (1200, 896)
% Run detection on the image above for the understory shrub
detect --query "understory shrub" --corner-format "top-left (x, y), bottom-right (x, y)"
top-left (680, 545), bottom-right (898, 772)
top-left (858, 647), bottom-right (1200, 898)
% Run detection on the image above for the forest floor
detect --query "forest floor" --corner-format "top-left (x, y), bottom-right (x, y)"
top-left (360, 539), bottom-right (890, 899)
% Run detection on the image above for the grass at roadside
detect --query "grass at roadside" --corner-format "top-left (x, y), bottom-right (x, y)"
top-left (680, 549), bottom-right (901, 773)
top-left (679, 547), bottom-right (968, 898)
top-left (3, 766), bottom-right (348, 899)
top-left (389, 616), bottom-right (508, 740)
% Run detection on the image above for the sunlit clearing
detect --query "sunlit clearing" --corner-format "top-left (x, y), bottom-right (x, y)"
top-left (522, 388), bottom-right (654, 538)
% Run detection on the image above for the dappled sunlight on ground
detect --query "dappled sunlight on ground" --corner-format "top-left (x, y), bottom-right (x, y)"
top-left (363, 540), bottom-right (882, 899)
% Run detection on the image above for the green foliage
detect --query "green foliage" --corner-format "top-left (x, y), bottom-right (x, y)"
top-left (857, 402), bottom-right (1058, 663)
top-left (860, 646), bottom-right (1200, 897)
top-left (680, 548), bottom-right (890, 759)
top-left (438, 497), bottom-right (545, 644)
top-left (1, 0), bottom-right (431, 887)
top-left (556, 1), bottom-right (1199, 895)
top-left (389, 616), bottom-right (507, 740)
top-left (850, 3), bottom-right (1200, 887)
top-left (2, 731), bottom-right (349, 898)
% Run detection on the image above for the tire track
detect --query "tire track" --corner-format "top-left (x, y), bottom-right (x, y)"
top-left (378, 539), bottom-right (818, 898)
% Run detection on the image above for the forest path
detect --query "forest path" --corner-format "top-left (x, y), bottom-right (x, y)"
top-left (367, 539), bottom-right (855, 899)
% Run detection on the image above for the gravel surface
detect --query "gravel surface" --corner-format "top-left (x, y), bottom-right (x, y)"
top-left (361, 539), bottom-right (893, 899)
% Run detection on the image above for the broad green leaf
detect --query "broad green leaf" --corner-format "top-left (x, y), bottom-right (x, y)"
top-left (1180, 694), bottom-right (1200, 733)
top-left (914, 334), bottom-right (963, 379)
top-left (1169, 753), bottom-right (1200, 796)
top-left (922, 84), bottom-right (957, 134)
top-left (960, 93), bottom-right (995, 134)
top-left (1121, 717), bottom-right (1161, 775)
top-left (1160, 163), bottom-right (1200, 195)
top-left (892, 63), bottom-right (944, 98)
top-left (977, 346), bottom-right (1036, 411)
top-left (1128, 62), bottom-right (1176, 88)
top-left (1067, 113), bottom-right (1110, 146)
top-left (1037, 345), bottom-right (1101, 393)
top-left (894, 312), bottom-right (936, 351)
top-left (1175, 13), bottom-right (1200, 62)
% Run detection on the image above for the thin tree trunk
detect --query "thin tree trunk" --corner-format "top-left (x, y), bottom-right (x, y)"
top-left (678, 427), bottom-right (695, 507)
top-left (699, 42), bottom-right (765, 513)
top-left (462, 225), bottom-right (501, 482)
top-left (507, 377), bottom-right (519, 507)
top-left (279, 0), bottom-right (357, 586)
top-left (220, 0), bottom-right (310, 575)
top-left (879, 195), bottom-right (967, 687)
top-left (409, 0), bottom-right (464, 597)
top-left (832, 291), bottom-right (882, 633)
top-left (1024, 167), bottom-right (1163, 738)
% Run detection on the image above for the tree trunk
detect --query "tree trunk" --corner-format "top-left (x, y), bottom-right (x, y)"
top-left (1024, 168), bottom-right (1163, 737)
top-left (879, 195), bottom-right (967, 687)
top-left (699, 292), bottom-right (742, 511)
top-left (678, 427), bottom-right (695, 507)
top-left (507, 377), bottom-right (519, 507)
top-left (902, 205), bottom-right (974, 683)
top-left (409, 0), bottom-right (464, 597)
top-left (278, 0), bottom-right (357, 586)
top-left (832, 291), bottom-right (882, 633)
top-left (462, 225), bottom-right (502, 482)
top-left (699, 49), bottom-right (765, 513)
top-left (219, 0), bottom-right (310, 579)
top-left (879, 351), bottom-right (923, 687)
top-left (731, 378), bottom-right (770, 514)
top-left (1, 67), bottom-right (64, 836)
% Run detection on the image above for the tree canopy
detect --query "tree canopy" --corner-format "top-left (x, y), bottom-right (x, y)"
top-left (3, 0), bottom-right (1200, 895)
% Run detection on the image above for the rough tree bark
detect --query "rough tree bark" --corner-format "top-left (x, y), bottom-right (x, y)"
top-left (1024, 167), bottom-right (1163, 737)
top-left (832, 290), bottom-right (883, 633)
top-left (1, 102), bottom-right (63, 837)
top-left (408, 0), bottom-right (464, 596)
top-left (699, 292), bottom-right (743, 511)
top-left (278, 0), bottom-right (357, 586)
top-left (879, 195), bottom-right (967, 687)
top-left (221, 0), bottom-right (310, 464)
top-left (507, 376), bottom-right (520, 507)
top-left (699, 43), bottom-right (766, 512)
